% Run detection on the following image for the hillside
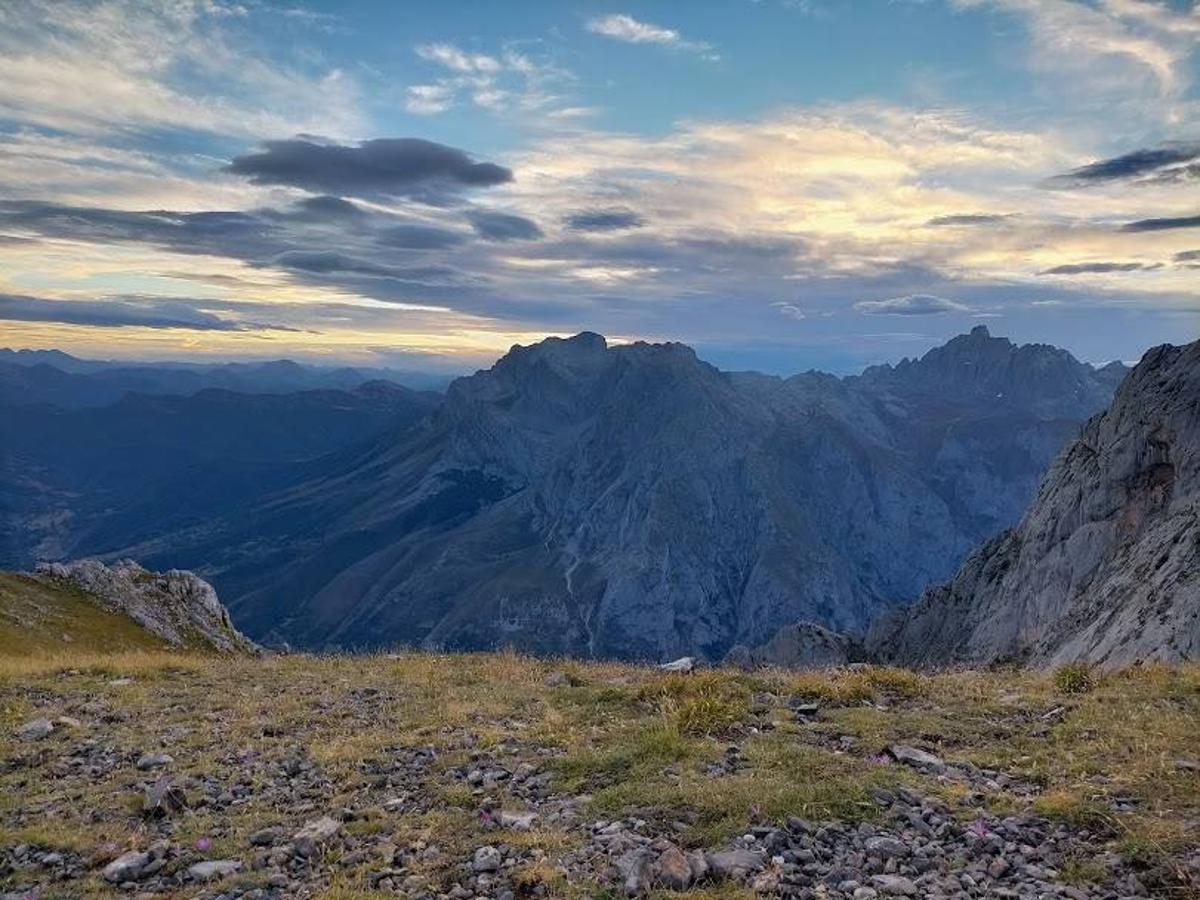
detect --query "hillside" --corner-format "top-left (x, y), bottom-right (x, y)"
top-left (0, 381), bottom-right (440, 567)
top-left (0, 560), bottom-right (255, 656)
top-left (125, 328), bottom-right (1122, 658)
top-left (1, 652), bottom-right (1196, 898)
top-left (0, 572), bottom-right (173, 656)
top-left (872, 338), bottom-right (1199, 668)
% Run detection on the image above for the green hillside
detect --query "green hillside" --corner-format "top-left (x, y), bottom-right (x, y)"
top-left (0, 571), bottom-right (171, 656)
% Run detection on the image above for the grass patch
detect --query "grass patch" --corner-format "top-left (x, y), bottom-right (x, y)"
top-left (1054, 663), bottom-right (1097, 694)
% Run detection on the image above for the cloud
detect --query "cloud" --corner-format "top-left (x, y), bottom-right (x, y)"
top-left (416, 43), bottom-right (501, 74)
top-left (405, 83), bottom-right (456, 115)
top-left (770, 301), bottom-right (806, 321)
top-left (1039, 261), bottom-right (1153, 274)
top-left (926, 213), bottom-right (1013, 226)
top-left (0, 293), bottom-right (296, 332)
top-left (286, 195), bottom-right (367, 221)
top-left (0, 0), bottom-right (364, 139)
top-left (1175, 249), bottom-right (1200, 262)
top-left (585, 13), bottom-right (716, 57)
top-left (1049, 142), bottom-right (1200, 186)
top-left (564, 208), bottom-right (646, 232)
top-left (853, 294), bottom-right (969, 316)
top-left (226, 138), bottom-right (512, 200)
top-left (467, 210), bottom-right (544, 241)
top-left (375, 223), bottom-right (466, 249)
top-left (1120, 214), bottom-right (1200, 232)
top-left (406, 42), bottom-right (577, 117)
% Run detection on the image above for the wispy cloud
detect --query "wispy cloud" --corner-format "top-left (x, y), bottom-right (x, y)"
top-left (854, 294), bottom-right (970, 316)
top-left (406, 41), bottom-right (578, 116)
top-left (585, 13), bottom-right (718, 59)
top-left (0, 0), bottom-right (364, 138)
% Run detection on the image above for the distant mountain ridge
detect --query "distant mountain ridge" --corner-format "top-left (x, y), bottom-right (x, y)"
top-left (1, 380), bottom-right (440, 566)
top-left (0, 347), bottom-right (452, 407)
top-left (870, 337), bottom-right (1199, 668)
top-left (120, 327), bottom-right (1126, 659)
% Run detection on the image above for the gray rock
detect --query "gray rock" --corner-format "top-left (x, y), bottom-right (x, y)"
top-left (887, 745), bottom-right (945, 771)
top-left (658, 656), bottom-right (696, 673)
top-left (871, 874), bottom-right (918, 896)
top-left (654, 845), bottom-right (693, 890)
top-left (706, 848), bottom-right (766, 877)
top-left (35, 559), bottom-right (257, 654)
top-left (864, 835), bottom-right (908, 858)
top-left (498, 810), bottom-right (538, 831)
top-left (472, 845), bottom-right (502, 873)
top-left (615, 848), bottom-right (654, 895)
top-left (292, 816), bottom-right (341, 857)
top-left (188, 859), bottom-right (242, 881)
top-left (102, 850), bottom-right (150, 883)
top-left (17, 718), bottom-right (54, 740)
top-left (136, 752), bottom-right (174, 770)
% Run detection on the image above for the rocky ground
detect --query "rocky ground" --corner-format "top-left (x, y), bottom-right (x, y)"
top-left (1, 653), bottom-right (1197, 899)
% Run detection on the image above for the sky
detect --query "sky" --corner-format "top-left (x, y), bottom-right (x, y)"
top-left (0, 0), bottom-right (1197, 375)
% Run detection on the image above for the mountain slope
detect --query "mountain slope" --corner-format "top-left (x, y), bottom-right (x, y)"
top-left (0, 382), bottom-right (440, 567)
top-left (871, 339), bottom-right (1199, 667)
top-left (0, 559), bottom-right (254, 656)
top-left (128, 329), bottom-right (1121, 659)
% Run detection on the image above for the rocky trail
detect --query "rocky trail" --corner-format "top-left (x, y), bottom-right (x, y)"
top-left (2, 654), bottom-right (1197, 899)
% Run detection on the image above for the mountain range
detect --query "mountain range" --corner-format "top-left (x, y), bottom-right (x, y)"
top-left (68, 325), bottom-right (1124, 660)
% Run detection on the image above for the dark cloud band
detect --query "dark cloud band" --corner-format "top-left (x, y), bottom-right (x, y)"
top-left (226, 138), bottom-right (512, 200)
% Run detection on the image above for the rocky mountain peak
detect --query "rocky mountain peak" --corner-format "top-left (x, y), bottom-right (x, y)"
top-left (861, 326), bottom-right (1120, 416)
top-left (871, 337), bottom-right (1199, 668)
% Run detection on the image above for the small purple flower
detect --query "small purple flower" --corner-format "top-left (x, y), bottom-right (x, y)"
top-left (969, 818), bottom-right (990, 839)
top-left (479, 809), bottom-right (494, 826)
top-left (869, 754), bottom-right (892, 766)
top-left (195, 837), bottom-right (212, 853)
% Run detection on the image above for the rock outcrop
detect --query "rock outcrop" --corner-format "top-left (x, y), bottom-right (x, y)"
top-left (34, 559), bottom-right (256, 653)
top-left (871, 339), bottom-right (1199, 668)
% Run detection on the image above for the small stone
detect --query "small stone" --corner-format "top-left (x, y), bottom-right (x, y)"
top-left (55, 715), bottom-right (82, 728)
top-left (988, 857), bottom-right (1011, 878)
top-left (655, 845), bottom-right (692, 890)
top-left (886, 745), bottom-right (945, 772)
top-left (103, 850), bottom-right (150, 883)
top-left (136, 752), bottom-right (174, 770)
top-left (498, 810), bottom-right (538, 831)
top-left (189, 859), bottom-right (242, 881)
top-left (293, 816), bottom-right (341, 857)
top-left (472, 845), bottom-right (502, 873)
top-left (657, 656), bottom-right (696, 673)
top-left (17, 718), bottom-right (54, 741)
top-left (854, 889), bottom-right (879, 900)
top-left (706, 848), bottom-right (766, 877)
top-left (871, 874), bottom-right (918, 896)
top-left (616, 848), bottom-right (653, 895)
top-left (864, 836), bottom-right (908, 859)
top-left (543, 671), bottom-right (571, 687)
top-left (249, 827), bottom-right (282, 847)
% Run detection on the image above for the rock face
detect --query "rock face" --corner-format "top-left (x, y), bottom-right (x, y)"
top-left (34, 558), bottom-right (256, 653)
top-left (131, 328), bottom-right (1120, 660)
top-left (871, 339), bottom-right (1199, 668)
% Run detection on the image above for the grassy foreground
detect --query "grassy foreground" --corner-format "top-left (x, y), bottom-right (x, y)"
top-left (1, 650), bottom-right (1197, 898)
